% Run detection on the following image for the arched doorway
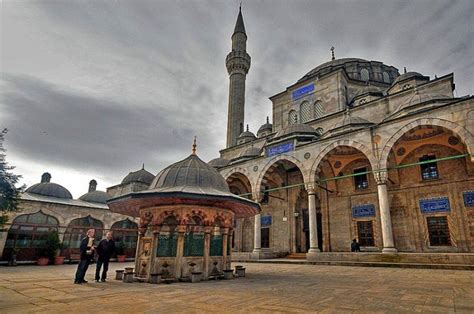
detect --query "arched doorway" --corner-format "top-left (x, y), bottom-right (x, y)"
top-left (63, 216), bottom-right (104, 255)
top-left (258, 159), bottom-right (306, 254)
top-left (384, 125), bottom-right (474, 252)
top-left (313, 145), bottom-right (377, 252)
top-left (111, 219), bottom-right (138, 257)
top-left (226, 172), bottom-right (253, 252)
top-left (3, 211), bottom-right (59, 261)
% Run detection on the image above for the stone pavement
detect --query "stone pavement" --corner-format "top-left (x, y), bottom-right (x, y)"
top-left (0, 262), bottom-right (473, 313)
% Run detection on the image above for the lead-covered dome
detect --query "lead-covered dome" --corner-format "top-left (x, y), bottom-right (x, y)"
top-left (26, 173), bottom-right (73, 199)
top-left (208, 157), bottom-right (230, 169)
top-left (275, 123), bottom-right (318, 138)
top-left (392, 71), bottom-right (426, 84)
top-left (150, 154), bottom-right (230, 194)
top-left (257, 116), bottom-right (273, 137)
top-left (122, 167), bottom-right (154, 185)
top-left (79, 179), bottom-right (110, 204)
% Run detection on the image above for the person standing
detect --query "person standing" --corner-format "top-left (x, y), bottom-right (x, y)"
top-left (74, 229), bottom-right (96, 284)
top-left (351, 238), bottom-right (361, 252)
top-left (95, 231), bottom-right (116, 282)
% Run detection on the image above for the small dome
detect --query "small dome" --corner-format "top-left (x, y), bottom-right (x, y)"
top-left (79, 191), bottom-right (110, 204)
top-left (354, 85), bottom-right (383, 98)
top-left (150, 154), bottom-right (230, 193)
top-left (332, 111), bottom-right (373, 130)
top-left (257, 117), bottom-right (273, 136)
top-left (392, 71), bottom-right (425, 85)
top-left (239, 147), bottom-right (262, 158)
top-left (208, 157), bottom-right (230, 169)
top-left (275, 123), bottom-right (318, 138)
top-left (122, 167), bottom-right (154, 185)
top-left (26, 173), bottom-right (72, 199)
top-left (78, 179), bottom-right (110, 204)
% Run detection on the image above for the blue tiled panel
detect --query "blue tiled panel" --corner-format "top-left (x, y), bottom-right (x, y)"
top-left (419, 197), bottom-right (450, 213)
top-left (266, 142), bottom-right (294, 157)
top-left (352, 204), bottom-right (375, 218)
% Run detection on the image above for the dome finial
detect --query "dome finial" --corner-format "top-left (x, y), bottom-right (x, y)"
top-left (330, 46), bottom-right (335, 61)
top-left (142, 163), bottom-right (145, 170)
top-left (192, 136), bottom-right (197, 155)
top-left (266, 116), bottom-right (269, 124)
top-left (246, 124), bottom-right (249, 132)
top-left (404, 67), bottom-right (407, 74)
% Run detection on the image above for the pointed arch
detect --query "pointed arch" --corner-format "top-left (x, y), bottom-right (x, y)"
top-left (309, 140), bottom-right (378, 184)
top-left (379, 118), bottom-right (474, 171)
top-left (254, 154), bottom-right (307, 199)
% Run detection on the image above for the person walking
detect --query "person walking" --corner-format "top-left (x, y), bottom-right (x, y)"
top-left (95, 231), bottom-right (116, 282)
top-left (74, 229), bottom-right (96, 284)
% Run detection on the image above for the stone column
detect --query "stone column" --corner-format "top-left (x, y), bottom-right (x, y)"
top-left (307, 187), bottom-right (320, 253)
top-left (222, 227), bottom-right (229, 269)
top-left (375, 170), bottom-right (397, 253)
top-left (203, 227), bottom-right (212, 278)
top-left (174, 225), bottom-right (186, 278)
top-left (253, 213), bottom-right (261, 253)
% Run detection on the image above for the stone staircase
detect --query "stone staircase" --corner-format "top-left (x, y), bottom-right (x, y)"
top-left (286, 253), bottom-right (307, 260)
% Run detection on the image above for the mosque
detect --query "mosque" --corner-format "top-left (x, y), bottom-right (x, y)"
top-left (209, 8), bottom-right (474, 262)
top-left (1, 7), bottom-right (473, 265)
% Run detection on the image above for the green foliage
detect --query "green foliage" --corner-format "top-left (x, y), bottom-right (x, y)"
top-left (116, 241), bottom-right (125, 255)
top-left (38, 230), bottom-right (61, 261)
top-left (0, 129), bottom-right (23, 226)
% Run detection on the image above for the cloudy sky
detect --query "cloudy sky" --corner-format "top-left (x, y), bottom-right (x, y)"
top-left (1, 0), bottom-right (473, 198)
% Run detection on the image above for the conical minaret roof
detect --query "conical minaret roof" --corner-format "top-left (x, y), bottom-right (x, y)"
top-left (233, 6), bottom-right (246, 35)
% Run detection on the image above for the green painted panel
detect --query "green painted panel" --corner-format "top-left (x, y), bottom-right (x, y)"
top-left (184, 233), bottom-right (204, 257)
top-left (210, 235), bottom-right (223, 256)
top-left (156, 233), bottom-right (177, 257)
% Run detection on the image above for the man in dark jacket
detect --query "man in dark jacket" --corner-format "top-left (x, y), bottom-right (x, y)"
top-left (74, 229), bottom-right (96, 284)
top-left (351, 238), bottom-right (361, 252)
top-left (95, 231), bottom-right (116, 282)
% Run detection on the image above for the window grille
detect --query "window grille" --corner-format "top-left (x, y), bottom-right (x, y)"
top-left (427, 216), bottom-right (450, 246)
top-left (300, 101), bottom-right (312, 123)
top-left (357, 221), bottom-right (374, 246)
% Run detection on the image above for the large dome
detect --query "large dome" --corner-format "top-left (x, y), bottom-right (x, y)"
top-left (298, 58), bottom-right (399, 84)
top-left (26, 173), bottom-right (73, 199)
top-left (150, 154), bottom-right (230, 194)
top-left (122, 167), bottom-right (154, 185)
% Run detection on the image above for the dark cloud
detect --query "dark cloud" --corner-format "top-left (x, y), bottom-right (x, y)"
top-left (1, 73), bottom-right (217, 184)
top-left (1, 0), bottom-right (473, 194)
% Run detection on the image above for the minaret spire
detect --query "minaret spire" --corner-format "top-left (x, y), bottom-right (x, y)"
top-left (226, 6), bottom-right (251, 147)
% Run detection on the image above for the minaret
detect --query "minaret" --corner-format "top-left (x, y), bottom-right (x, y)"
top-left (226, 6), bottom-right (251, 147)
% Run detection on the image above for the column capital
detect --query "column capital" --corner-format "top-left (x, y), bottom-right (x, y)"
top-left (305, 183), bottom-right (317, 195)
top-left (252, 191), bottom-right (262, 203)
top-left (374, 169), bottom-right (388, 185)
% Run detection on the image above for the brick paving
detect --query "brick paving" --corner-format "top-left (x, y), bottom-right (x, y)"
top-left (0, 262), bottom-right (473, 313)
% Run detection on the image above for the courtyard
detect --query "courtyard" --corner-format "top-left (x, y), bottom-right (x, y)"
top-left (1, 263), bottom-right (473, 313)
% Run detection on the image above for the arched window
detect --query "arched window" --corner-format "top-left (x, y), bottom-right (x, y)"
top-left (382, 71), bottom-right (390, 83)
top-left (360, 68), bottom-right (369, 81)
top-left (111, 219), bottom-right (138, 257)
top-left (300, 101), bottom-right (312, 123)
top-left (288, 110), bottom-right (298, 125)
top-left (314, 101), bottom-right (324, 119)
top-left (3, 211), bottom-right (59, 261)
top-left (63, 216), bottom-right (103, 253)
top-left (316, 127), bottom-right (324, 136)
